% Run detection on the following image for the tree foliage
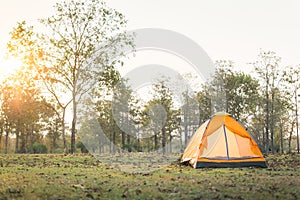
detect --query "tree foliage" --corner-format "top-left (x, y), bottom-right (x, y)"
top-left (38, 0), bottom-right (134, 154)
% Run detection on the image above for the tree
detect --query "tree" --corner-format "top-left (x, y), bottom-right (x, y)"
top-left (196, 86), bottom-right (212, 124)
top-left (45, 117), bottom-right (62, 153)
top-left (5, 22), bottom-right (58, 153)
top-left (181, 90), bottom-right (200, 146)
top-left (210, 60), bottom-right (260, 122)
top-left (79, 74), bottom-right (140, 154)
top-left (129, 95), bottom-right (144, 152)
top-left (96, 100), bottom-right (117, 153)
top-left (142, 78), bottom-right (180, 154)
top-left (0, 112), bottom-right (4, 150)
top-left (253, 51), bottom-right (281, 154)
top-left (0, 95), bottom-right (10, 154)
top-left (154, 80), bottom-right (171, 154)
top-left (6, 70), bottom-right (54, 153)
top-left (88, 67), bottom-right (123, 153)
top-left (0, 71), bottom-right (48, 153)
top-left (166, 108), bottom-right (181, 153)
top-left (38, 0), bottom-right (134, 153)
top-left (142, 100), bottom-right (162, 151)
top-left (109, 78), bottom-right (145, 152)
top-left (112, 80), bottom-right (134, 151)
top-left (283, 66), bottom-right (300, 153)
top-left (276, 93), bottom-right (292, 153)
top-left (210, 60), bottom-right (234, 113)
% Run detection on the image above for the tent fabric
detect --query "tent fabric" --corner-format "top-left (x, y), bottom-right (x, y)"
top-left (181, 113), bottom-right (267, 168)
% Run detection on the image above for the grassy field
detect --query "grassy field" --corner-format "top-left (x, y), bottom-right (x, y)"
top-left (0, 154), bottom-right (299, 200)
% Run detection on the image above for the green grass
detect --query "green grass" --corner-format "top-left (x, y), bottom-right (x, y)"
top-left (0, 154), bottom-right (299, 199)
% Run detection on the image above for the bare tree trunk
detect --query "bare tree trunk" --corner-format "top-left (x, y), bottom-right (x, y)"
top-left (147, 138), bottom-right (150, 152)
top-left (262, 125), bottom-right (265, 152)
top-left (179, 127), bottom-right (183, 152)
top-left (198, 108), bottom-right (203, 126)
top-left (280, 120), bottom-right (284, 154)
top-left (265, 71), bottom-right (270, 154)
top-left (182, 90), bottom-right (189, 147)
top-left (71, 96), bottom-right (77, 154)
top-left (15, 132), bottom-right (19, 154)
top-left (15, 120), bottom-right (21, 153)
top-left (137, 125), bottom-right (141, 152)
top-left (184, 121), bottom-right (188, 146)
top-left (169, 132), bottom-right (172, 153)
top-left (62, 108), bottom-right (69, 154)
top-left (53, 120), bottom-right (59, 153)
top-left (270, 88), bottom-right (275, 154)
top-left (30, 124), bottom-right (34, 148)
top-left (109, 131), bottom-right (112, 153)
top-left (162, 127), bottom-right (166, 155)
top-left (277, 98), bottom-right (284, 154)
top-left (184, 93), bottom-right (189, 146)
top-left (295, 89), bottom-right (300, 153)
top-left (0, 125), bottom-right (3, 148)
top-left (18, 125), bottom-right (28, 153)
top-left (154, 133), bottom-right (158, 150)
top-left (24, 126), bottom-right (31, 153)
top-left (21, 130), bottom-right (26, 153)
top-left (127, 134), bottom-right (131, 152)
top-left (121, 131), bottom-right (125, 149)
top-left (288, 121), bottom-right (294, 153)
top-left (113, 130), bottom-right (116, 153)
top-left (4, 124), bottom-right (9, 154)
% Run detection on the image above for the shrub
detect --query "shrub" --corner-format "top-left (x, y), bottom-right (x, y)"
top-left (76, 141), bottom-right (89, 153)
top-left (32, 142), bottom-right (48, 154)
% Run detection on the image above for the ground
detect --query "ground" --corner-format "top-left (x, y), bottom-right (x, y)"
top-left (0, 154), bottom-right (299, 199)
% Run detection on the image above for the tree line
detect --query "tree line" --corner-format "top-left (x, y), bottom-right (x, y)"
top-left (76, 55), bottom-right (299, 155)
top-left (0, 0), bottom-right (134, 154)
top-left (0, 0), bottom-right (299, 155)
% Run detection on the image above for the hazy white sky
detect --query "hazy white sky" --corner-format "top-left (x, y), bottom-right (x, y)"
top-left (1, 0), bottom-right (300, 71)
top-left (107, 0), bottom-right (300, 68)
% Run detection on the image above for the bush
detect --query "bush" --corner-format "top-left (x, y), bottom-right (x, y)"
top-left (32, 143), bottom-right (48, 154)
top-left (76, 141), bottom-right (89, 153)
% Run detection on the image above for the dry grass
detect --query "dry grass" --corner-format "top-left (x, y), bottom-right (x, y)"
top-left (0, 154), bottom-right (299, 199)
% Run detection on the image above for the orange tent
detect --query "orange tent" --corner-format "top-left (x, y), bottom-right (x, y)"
top-left (181, 113), bottom-right (267, 168)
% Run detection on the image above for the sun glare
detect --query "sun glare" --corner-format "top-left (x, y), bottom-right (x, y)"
top-left (0, 57), bottom-right (22, 76)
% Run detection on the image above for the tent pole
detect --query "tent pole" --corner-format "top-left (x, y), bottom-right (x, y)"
top-left (223, 125), bottom-right (230, 160)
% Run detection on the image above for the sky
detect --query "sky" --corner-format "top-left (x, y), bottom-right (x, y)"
top-left (1, 0), bottom-right (300, 74)
top-left (107, 0), bottom-right (300, 68)
top-left (0, 0), bottom-right (299, 125)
